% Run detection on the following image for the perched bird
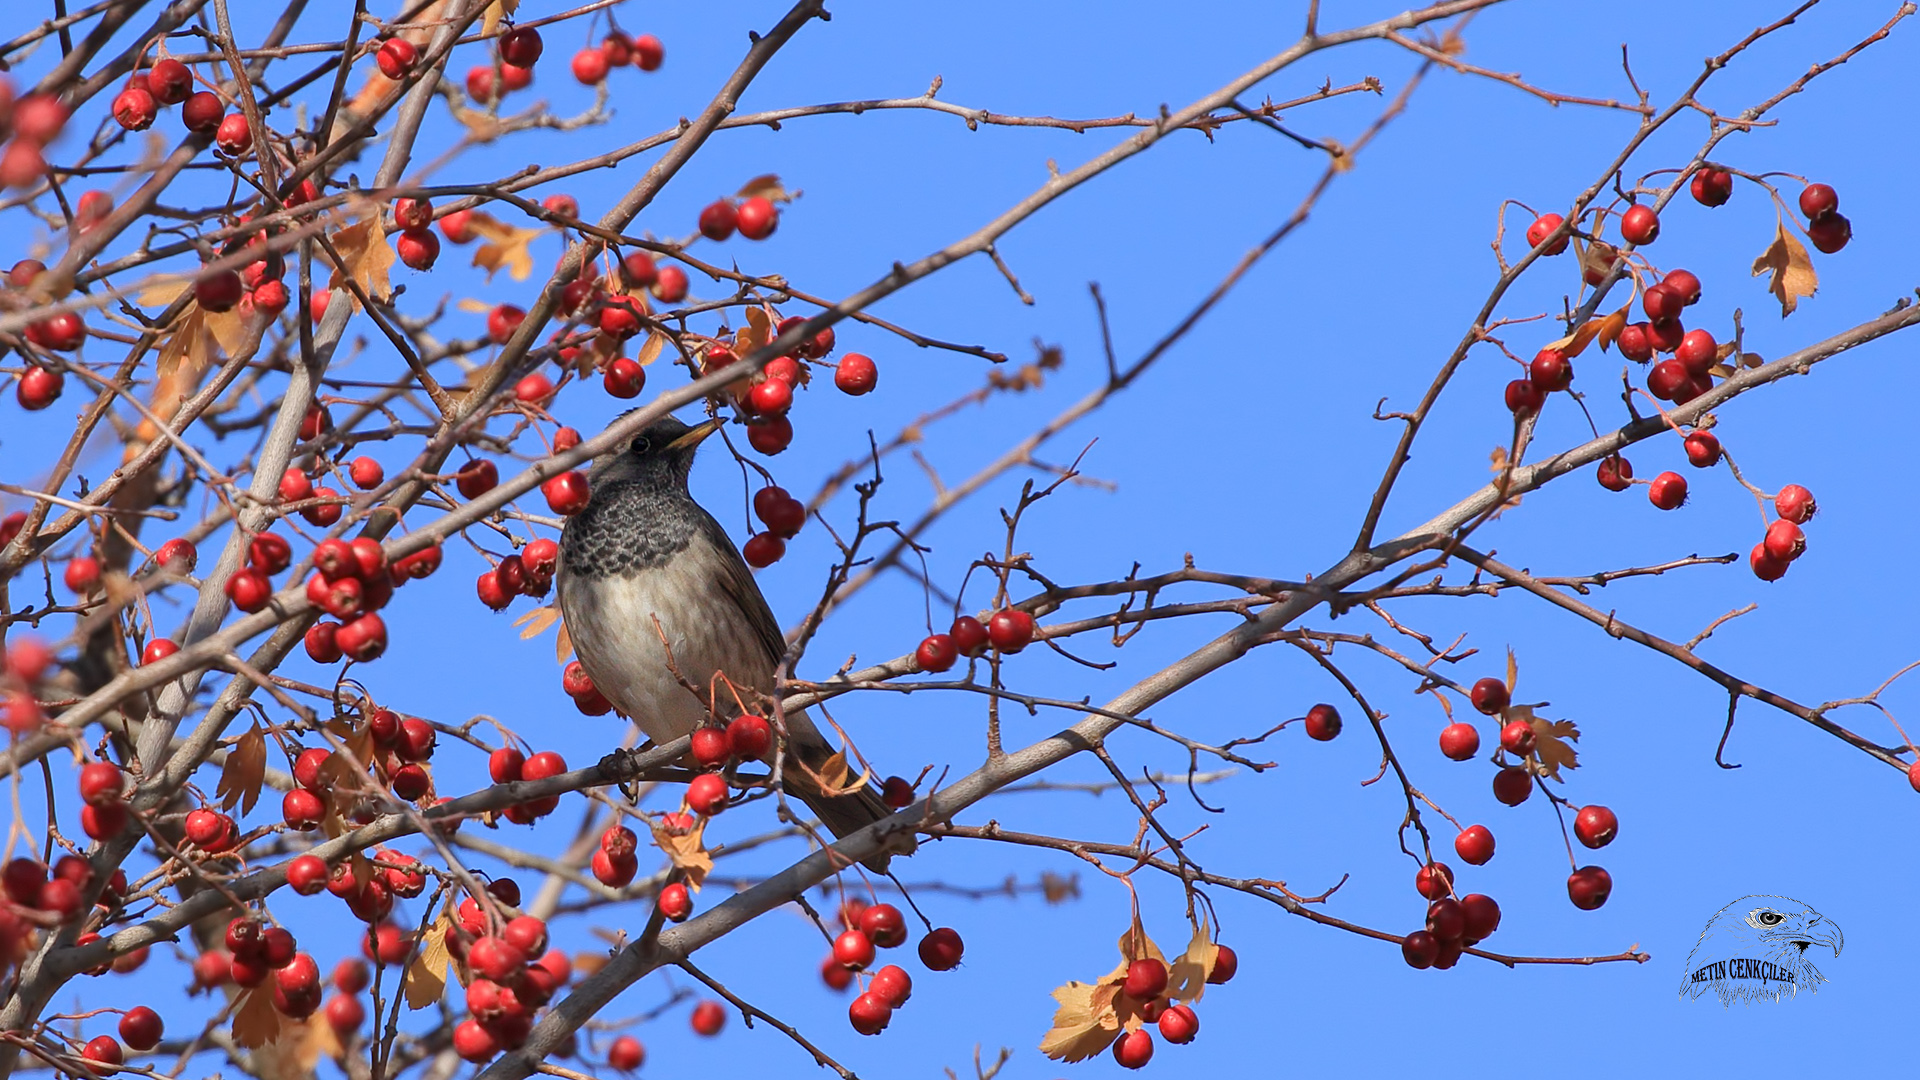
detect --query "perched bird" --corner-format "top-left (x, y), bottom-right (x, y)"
top-left (1677, 895), bottom-right (1843, 1005)
top-left (557, 414), bottom-right (903, 871)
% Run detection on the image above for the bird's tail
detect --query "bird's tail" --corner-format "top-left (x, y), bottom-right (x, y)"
top-left (782, 712), bottom-right (914, 874)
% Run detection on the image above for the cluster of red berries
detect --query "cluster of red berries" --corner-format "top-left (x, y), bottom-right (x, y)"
top-left (699, 196), bottom-right (780, 243)
top-left (702, 316), bottom-right (880, 467)
top-left (592, 824), bottom-right (641, 888)
top-left (743, 486), bottom-right (807, 568)
top-left (1106, 945), bottom-right (1238, 1069)
top-left (0, 635), bottom-right (56, 735)
top-left (1796, 183), bottom-right (1851, 254)
top-left (0, 78), bottom-right (70, 188)
top-left (448, 885), bottom-right (574, 1061)
top-left (111, 57), bottom-right (253, 155)
top-left (570, 30), bottom-right (665, 86)
top-left (914, 609), bottom-right (1037, 672)
top-left (2, 854), bottom-right (129, 938)
top-left (10, 260), bottom-right (86, 393)
top-left (488, 746), bottom-right (571, 824)
top-left (814, 899), bottom-right (967, 1037)
top-left (60, 535), bottom-right (193, 617)
top-left (1751, 484), bottom-right (1815, 581)
top-left (562, 659), bottom-right (613, 716)
top-left (464, 26), bottom-right (545, 107)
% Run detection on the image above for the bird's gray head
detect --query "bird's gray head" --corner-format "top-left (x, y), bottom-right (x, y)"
top-left (589, 414), bottom-right (720, 491)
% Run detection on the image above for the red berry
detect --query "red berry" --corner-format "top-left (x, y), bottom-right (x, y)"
top-left (1525, 213), bottom-right (1567, 254)
top-left (1798, 183), bottom-right (1838, 220)
top-left (500, 63), bottom-right (533, 92)
top-left (1468, 677), bottom-right (1509, 715)
top-left (754, 488), bottom-right (806, 538)
top-left (456, 459), bottom-right (498, 499)
top-left (870, 963), bottom-right (913, 1007)
top-left (215, 113), bottom-right (253, 155)
top-left (283, 789), bottom-right (324, 830)
top-left (1122, 957), bottom-right (1168, 1001)
top-left (1774, 484), bottom-right (1816, 523)
top-left (141, 639), bottom-right (178, 666)
top-left (79, 761), bottom-right (123, 806)
top-left (376, 38), bottom-right (418, 80)
top-left (726, 715), bottom-right (772, 759)
top-left (736, 197), bottom-right (778, 240)
top-left (224, 567), bottom-right (272, 612)
top-left (1504, 379), bottom-right (1543, 415)
top-left (690, 1000), bottom-right (725, 1036)
top-left (1648, 471), bottom-right (1688, 510)
top-left (148, 58), bottom-right (193, 105)
top-left (1426, 898), bottom-right (1466, 942)
top-left (1568, 865), bottom-right (1612, 910)
top-left (1675, 329), bottom-right (1717, 374)
top-left (687, 772), bottom-right (729, 816)
top-left (601, 33), bottom-right (634, 65)
top-left (632, 34), bottom-right (665, 71)
top-left (119, 1005), bottom-right (163, 1051)
top-left (465, 66), bottom-right (499, 104)
top-left (1619, 204), bottom-right (1659, 245)
top-left (184, 808), bottom-right (231, 848)
top-left (916, 633), bottom-right (957, 673)
top-left (741, 533), bottom-right (785, 568)
top-left (113, 87), bottom-right (157, 130)
top-left (1596, 454), bottom-right (1634, 492)
top-left (652, 265), bottom-right (688, 303)
top-left (1498, 719), bottom-right (1535, 756)
top-left (1683, 431), bottom-right (1721, 467)
top-left (1750, 542), bottom-right (1788, 582)
top-left (487, 304), bottom-right (525, 345)
top-left (336, 613), bottom-right (387, 662)
top-left (14, 367), bottom-right (62, 415)
top-left (571, 48), bottom-right (610, 85)
top-left (1402, 931), bottom-right (1438, 969)
top-left (698, 200), bottom-right (738, 241)
top-left (1529, 349), bottom-right (1571, 392)
top-left (196, 268), bottom-right (245, 313)
top-left (858, 903), bottom-right (907, 949)
top-left (658, 882), bottom-right (692, 922)
top-left (748, 377), bottom-right (792, 416)
top-left (501, 26), bottom-right (543, 67)
top-left (1807, 213), bottom-right (1851, 254)
top-left (1460, 893), bottom-right (1501, 942)
top-left (918, 926), bottom-right (963, 970)
top-left (1415, 862), bottom-right (1453, 900)
top-left (543, 471), bottom-right (590, 516)
top-left (599, 295), bottom-right (644, 338)
top-left (1206, 943), bottom-right (1238, 984)
top-left (1643, 284), bottom-right (1683, 324)
top-left (603, 357), bottom-right (645, 398)
top-left (847, 991), bottom-right (893, 1036)
top-left (834, 353), bottom-right (878, 395)
top-left (1111, 1029), bottom-right (1153, 1070)
top-left (1304, 702), bottom-right (1342, 741)
top-left (1438, 722), bottom-right (1480, 761)
top-left (288, 853), bottom-right (328, 894)
top-left (1617, 322), bottom-right (1654, 363)
top-left (608, 1035), bottom-right (644, 1070)
top-left (1646, 358), bottom-right (1690, 401)
top-left (440, 209), bottom-right (476, 243)
top-left (1492, 766), bottom-right (1532, 806)
top-left (1663, 268), bottom-right (1703, 306)
top-left (1647, 314), bottom-right (1686, 353)
top-left (1763, 518), bottom-right (1805, 562)
top-left (396, 228), bottom-right (439, 270)
top-left (947, 615), bottom-right (989, 656)
top-left (324, 993), bottom-right (365, 1035)
top-left (1454, 824), bottom-right (1495, 865)
top-left (453, 1019), bottom-right (498, 1062)
top-left (987, 609), bottom-right (1035, 653)
top-left (1691, 168), bottom-right (1733, 207)
top-left (833, 928), bottom-right (875, 971)
top-left (63, 556), bottom-right (100, 594)
top-left (83, 1036), bottom-right (123, 1070)
top-left (1574, 804), bottom-right (1618, 849)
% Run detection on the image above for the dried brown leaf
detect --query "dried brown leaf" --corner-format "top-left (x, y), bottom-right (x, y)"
top-left (1510, 705), bottom-right (1579, 780)
top-left (636, 329), bottom-right (667, 367)
top-left (403, 907), bottom-right (453, 1009)
top-left (1596, 304), bottom-right (1630, 352)
top-left (652, 817), bottom-right (713, 891)
top-left (513, 605), bottom-right (560, 641)
top-left (232, 987), bottom-right (284, 1049)
top-left (456, 298), bottom-right (494, 314)
top-left (328, 218), bottom-right (396, 311)
top-left (296, 1015), bottom-right (342, 1069)
top-left (1751, 219), bottom-right (1817, 317)
top-left (482, 0), bottom-right (519, 36)
top-left (1505, 647), bottom-right (1518, 696)
top-left (1039, 978), bottom-right (1123, 1063)
top-left (735, 174), bottom-right (790, 203)
top-left (1165, 922), bottom-right (1218, 1005)
top-left (555, 619), bottom-right (574, 666)
top-left (469, 213), bottom-right (544, 284)
top-left (217, 722), bottom-right (268, 816)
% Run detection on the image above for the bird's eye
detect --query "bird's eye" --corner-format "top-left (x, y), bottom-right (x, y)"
top-left (630, 437), bottom-right (651, 455)
top-left (1758, 911), bottom-right (1783, 925)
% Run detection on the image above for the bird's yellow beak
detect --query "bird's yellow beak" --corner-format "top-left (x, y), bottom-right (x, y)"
top-left (666, 418), bottom-right (722, 453)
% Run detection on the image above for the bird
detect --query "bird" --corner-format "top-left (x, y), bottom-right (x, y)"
top-left (556, 414), bottom-right (904, 872)
top-left (1677, 895), bottom-right (1843, 1006)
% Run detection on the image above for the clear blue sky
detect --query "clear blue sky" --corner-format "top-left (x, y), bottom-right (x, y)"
top-left (7, 1), bottom-right (1918, 1075)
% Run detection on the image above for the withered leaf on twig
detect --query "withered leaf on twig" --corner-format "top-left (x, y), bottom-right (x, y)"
top-left (327, 217), bottom-right (396, 311)
top-left (1508, 704), bottom-right (1580, 780)
top-left (403, 905), bottom-right (454, 1008)
top-left (651, 817), bottom-right (714, 891)
top-left (1751, 218), bottom-right (1817, 317)
top-left (217, 721), bottom-right (268, 816)
top-left (468, 212), bottom-right (544, 283)
top-left (232, 986), bottom-right (283, 1048)
top-left (735, 174), bottom-right (792, 203)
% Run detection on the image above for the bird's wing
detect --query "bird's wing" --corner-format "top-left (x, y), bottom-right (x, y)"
top-left (694, 507), bottom-right (788, 669)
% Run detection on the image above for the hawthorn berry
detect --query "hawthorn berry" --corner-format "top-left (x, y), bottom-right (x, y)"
top-left (687, 772), bottom-right (729, 816)
top-left (1427, 897), bottom-right (1465, 942)
top-left (1207, 944), bottom-right (1238, 984)
top-left (1460, 893), bottom-right (1501, 943)
top-left (1648, 471), bottom-right (1688, 511)
top-left (1574, 804), bottom-right (1618, 848)
top-left (742, 533), bottom-right (785, 568)
top-left (1504, 378), bottom-right (1543, 415)
top-left (603, 357), bottom-right (645, 398)
top-left (1643, 283), bottom-right (1683, 324)
top-left (1525, 213), bottom-right (1567, 254)
top-left (871, 963), bottom-right (913, 1007)
top-left (859, 903), bottom-right (907, 949)
top-left (83, 1036), bottom-right (123, 1070)
top-left (1454, 824), bottom-right (1495, 865)
top-left (698, 199), bottom-right (738, 241)
top-left (835, 353), bottom-right (878, 395)
top-left (1619, 204), bottom-right (1659, 245)
top-left (283, 789), bottom-right (324, 830)
top-left (754, 487), bottom-right (806, 537)
top-left (571, 48), bottom-right (610, 85)
top-left (1774, 484), bottom-right (1817, 523)
top-left (633, 34), bottom-right (665, 71)
top-left (987, 609), bottom-right (1036, 652)
top-left (487, 304), bottom-right (525, 345)
top-left (690, 1000), bottom-right (725, 1036)
top-left (1492, 766), bottom-right (1532, 806)
top-left (325, 994), bottom-right (365, 1035)
top-left (736, 196), bottom-right (778, 240)
top-left (141, 639), bottom-right (179, 666)
top-left (456, 459), bottom-right (498, 499)
top-left (1798, 183), bottom-right (1838, 220)
top-left (501, 26), bottom-right (543, 67)
top-left (1304, 702), bottom-right (1342, 741)
top-left (1617, 322), bottom-right (1654, 363)
top-left (1568, 865), bottom-right (1612, 910)
top-left (1112, 1030), bottom-right (1154, 1070)
top-left (1750, 543), bottom-right (1788, 582)
top-left (1597, 454), bottom-right (1634, 492)
top-left (916, 633), bottom-right (958, 673)
top-left (499, 63), bottom-right (533, 92)
top-left (653, 264), bottom-right (689, 303)
top-left (1663, 268), bottom-right (1703, 306)
top-left (1807, 213), bottom-right (1851, 254)
top-left (658, 882), bottom-right (692, 921)
top-left (1415, 862), bottom-right (1454, 900)
top-left (1529, 349), bottom-right (1571, 393)
top-left (1123, 957), bottom-right (1168, 1001)
top-left (196, 268), bottom-right (245, 313)
top-left (1691, 167), bottom-right (1733, 207)
top-left (608, 1035), bottom-right (644, 1071)
top-left (882, 775), bottom-right (915, 809)
top-left (543, 471), bottom-right (590, 515)
top-left (748, 377), bottom-right (793, 416)
top-left (375, 38), bottom-right (418, 80)
top-left (1438, 722), bottom-right (1480, 761)
top-left (1675, 329), bottom-right (1717, 373)
top-left (396, 229), bottom-right (439, 270)
top-left (1764, 519), bottom-right (1806, 562)
top-left (599, 295), bottom-right (643, 338)
top-left (112, 87), bottom-right (157, 130)
top-left (119, 1005), bottom-right (163, 1051)
top-left (1401, 930), bottom-right (1439, 969)
top-left (1683, 430), bottom-right (1721, 467)
top-left (918, 927), bottom-right (964, 970)
top-left (288, 853), bottom-right (328, 894)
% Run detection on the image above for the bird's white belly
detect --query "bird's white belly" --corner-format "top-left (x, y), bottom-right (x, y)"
top-left (557, 552), bottom-right (772, 745)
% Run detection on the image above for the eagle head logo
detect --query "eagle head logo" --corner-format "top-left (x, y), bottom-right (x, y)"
top-left (1679, 895), bottom-right (1843, 1006)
